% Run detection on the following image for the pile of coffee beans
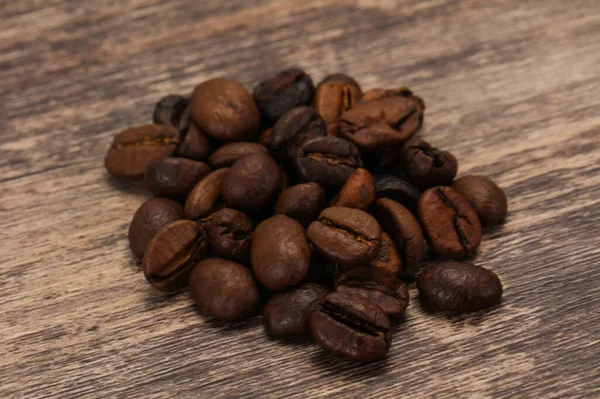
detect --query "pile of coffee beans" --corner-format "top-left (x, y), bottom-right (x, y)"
top-left (106, 68), bottom-right (508, 363)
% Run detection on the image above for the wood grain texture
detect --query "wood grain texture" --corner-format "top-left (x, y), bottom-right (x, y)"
top-left (1, 0), bottom-right (600, 398)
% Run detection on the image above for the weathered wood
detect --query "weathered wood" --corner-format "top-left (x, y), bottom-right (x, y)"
top-left (1, 0), bottom-right (599, 398)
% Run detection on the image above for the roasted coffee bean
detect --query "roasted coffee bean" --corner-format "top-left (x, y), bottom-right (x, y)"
top-left (400, 138), bottom-right (457, 189)
top-left (417, 262), bottom-right (503, 313)
top-left (307, 207), bottom-right (381, 268)
top-left (251, 215), bottom-right (311, 291)
top-left (336, 267), bottom-right (409, 319)
top-left (222, 153), bottom-right (283, 213)
top-left (451, 175), bottom-right (508, 226)
top-left (184, 168), bottom-right (230, 224)
top-left (191, 78), bottom-right (259, 141)
top-left (418, 186), bottom-right (482, 258)
top-left (339, 88), bottom-right (424, 151)
top-left (274, 183), bottom-right (327, 227)
top-left (208, 142), bottom-right (268, 169)
top-left (263, 283), bottom-right (329, 338)
top-left (207, 208), bottom-right (253, 263)
top-left (368, 232), bottom-right (403, 277)
top-left (311, 291), bottom-right (392, 362)
top-left (153, 95), bottom-right (191, 132)
top-left (294, 136), bottom-right (362, 192)
top-left (317, 73), bottom-right (363, 97)
top-left (144, 157), bottom-right (211, 200)
top-left (104, 124), bottom-right (181, 180)
top-left (329, 168), bottom-right (375, 210)
top-left (128, 198), bottom-right (184, 260)
top-left (374, 174), bottom-right (421, 213)
top-left (142, 220), bottom-right (208, 292)
top-left (372, 198), bottom-right (424, 267)
top-left (313, 81), bottom-right (362, 136)
top-left (253, 68), bottom-right (315, 123)
top-left (360, 87), bottom-right (425, 110)
top-left (270, 107), bottom-right (326, 160)
top-left (176, 124), bottom-right (212, 161)
top-left (190, 259), bottom-right (261, 321)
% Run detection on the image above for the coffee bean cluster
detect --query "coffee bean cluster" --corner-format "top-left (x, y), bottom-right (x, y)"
top-left (106, 68), bottom-right (508, 363)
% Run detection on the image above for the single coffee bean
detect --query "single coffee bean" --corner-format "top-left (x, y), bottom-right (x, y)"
top-left (451, 175), bottom-right (508, 226)
top-left (251, 215), bottom-right (311, 291)
top-left (417, 262), bottom-right (503, 313)
top-left (372, 198), bottom-right (425, 267)
top-left (270, 107), bottom-right (326, 160)
top-left (317, 73), bottom-right (363, 97)
top-left (144, 157), bottom-right (211, 200)
top-left (311, 291), bottom-right (392, 362)
top-left (313, 81), bottom-right (362, 136)
top-left (176, 124), bottom-right (212, 161)
top-left (400, 138), bottom-right (457, 189)
top-left (128, 198), bottom-right (184, 260)
top-left (253, 68), bottom-right (315, 123)
top-left (263, 283), bottom-right (329, 338)
top-left (360, 87), bottom-right (425, 110)
top-left (336, 267), bottom-right (409, 319)
top-left (207, 208), bottom-right (253, 263)
top-left (339, 88), bottom-right (424, 151)
top-left (208, 142), bottom-right (268, 169)
top-left (190, 259), bottom-right (261, 321)
top-left (418, 186), bottom-right (482, 258)
top-left (307, 207), bottom-right (381, 268)
top-left (329, 168), bottom-right (375, 210)
top-left (184, 168), bottom-right (230, 224)
top-left (368, 232), bottom-right (403, 277)
top-left (153, 95), bottom-right (191, 132)
top-left (104, 124), bottom-right (181, 180)
top-left (142, 220), bottom-right (208, 292)
top-left (294, 136), bottom-right (362, 192)
top-left (191, 78), bottom-right (259, 141)
top-left (222, 153), bottom-right (283, 213)
top-left (274, 183), bottom-right (327, 227)
top-left (374, 174), bottom-right (421, 213)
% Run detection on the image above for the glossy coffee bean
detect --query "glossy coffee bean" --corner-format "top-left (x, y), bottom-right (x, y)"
top-left (190, 259), bottom-right (261, 322)
top-left (417, 262), bottom-right (503, 313)
top-left (418, 186), bottom-right (482, 258)
top-left (153, 95), bottom-right (190, 132)
top-left (251, 215), bottom-right (311, 291)
top-left (329, 168), bottom-right (375, 210)
top-left (368, 233), bottom-right (403, 277)
top-left (339, 88), bottom-right (424, 151)
top-left (104, 124), bottom-right (181, 180)
top-left (176, 124), bottom-right (212, 161)
top-left (311, 291), bottom-right (392, 362)
top-left (144, 157), bottom-right (211, 200)
top-left (128, 198), bottom-right (184, 260)
top-left (274, 183), bottom-right (327, 227)
top-left (307, 207), bottom-right (381, 268)
top-left (317, 73), bottom-right (363, 97)
top-left (270, 107), bottom-right (326, 160)
top-left (222, 153), bottom-right (282, 213)
top-left (336, 267), bottom-right (409, 319)
top-left (208, 142), bottom-right (268, 169)
top-left (263, 283), bottom-right (329, 338)
top-left (184, 168), bottom-right (230, 224)
top-left (313, 81), bottom-right (362, 136)
top-left (451, 175), bottom-right (508, 226)
top-left (294, 136), bottom-right (362, 192)
top-left (401, 138), bottom-right (457, 189)
top-left (207, 208), bottom-right (253, 263)
top-left (374, 174), bottom-right (421, 213)
top-left (372, 198), bottom-right (424, 267)
top-left (142, 220), bottom-right (208, 292)
top-left (191, 78), bottom-right (259, 141)
top-left (253, 68), bottom-right (315, 123)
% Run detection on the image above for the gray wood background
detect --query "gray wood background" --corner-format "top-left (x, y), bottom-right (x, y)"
top-left (1, 0), bottom-right (599, 398)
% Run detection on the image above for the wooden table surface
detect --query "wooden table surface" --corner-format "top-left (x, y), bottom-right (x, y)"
top-left (2, 1), bottom-right (599, 398)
